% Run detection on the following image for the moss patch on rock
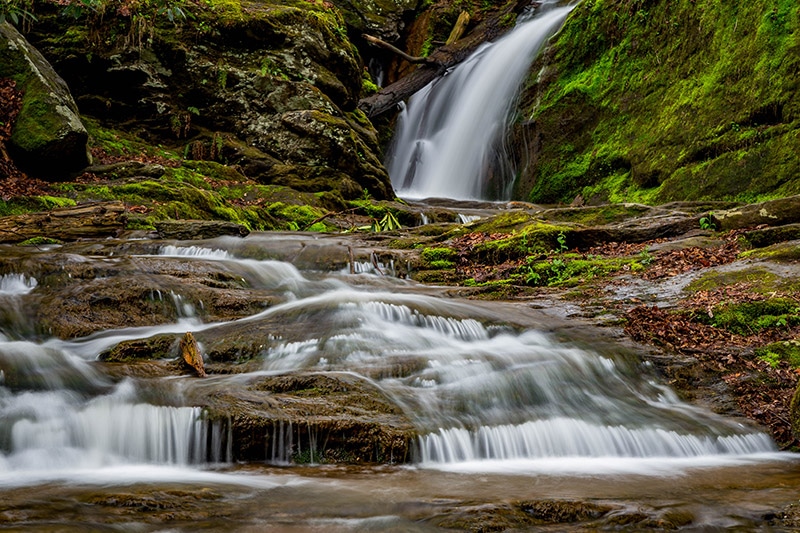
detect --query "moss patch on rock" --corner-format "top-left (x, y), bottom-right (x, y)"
top-left (517, 0), bottom-right (800, 204)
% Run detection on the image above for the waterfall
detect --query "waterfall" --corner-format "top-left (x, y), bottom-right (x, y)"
top-left (387, 2), bottom-right (574, 200)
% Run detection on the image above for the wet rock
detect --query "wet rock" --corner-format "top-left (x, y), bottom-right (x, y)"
top-left (431, 499), bottom-right (616, 530)
top-left (155, 220), bottom-right (250, 240)
top-left (99, 335), bottom-right (179, 362)
top-left (569, 212), bottom-right (700, 248)
top-left (741, 223), bottom-right (800, 249)
top-left (713, 195), bottom-right (800, 231)
top-left (0, 201), bottom-right (125, 244)
top-left (194, 372), bottom-right (415, 463)
top-left (0, 22), bottom-right (90, 177)
top-left (519, 500), bottom-right (615, 523)
top-left (11, 254), bottom-right (272, 338)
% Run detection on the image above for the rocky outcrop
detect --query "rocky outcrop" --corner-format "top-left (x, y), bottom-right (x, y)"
top-left (331, 0), bottom-right (418, 42)
top-left (0, 22), bottom-right (90, 177)
top-left (195, 372), bottom-right (415, 463)
top-left (26, 3), bottom-right (393, 199)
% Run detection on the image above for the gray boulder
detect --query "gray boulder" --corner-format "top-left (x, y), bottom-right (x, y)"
top-left (0, 22), bottom-right (90, 177)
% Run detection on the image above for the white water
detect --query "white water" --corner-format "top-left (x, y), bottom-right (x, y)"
top-left (0, 274), bottom-right (38, 295)
top-left (0, 239), bottom-right (788, 487)
top-left (387, 2), bottom-right (574, 200)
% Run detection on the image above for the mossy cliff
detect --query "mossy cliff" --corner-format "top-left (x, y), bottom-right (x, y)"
top-left (515, 0), bottom-right (800, 205)
top-left (22, 0), bottom-right (394, 200)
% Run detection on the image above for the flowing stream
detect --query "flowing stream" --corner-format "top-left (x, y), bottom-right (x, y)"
top-left (0, 233), bottom-right (798, 530)
top-left (387, 1), bottom-right (574, 200)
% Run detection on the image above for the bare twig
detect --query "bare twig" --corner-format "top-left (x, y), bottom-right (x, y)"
top-left (363, 34), bottom-right (435, 65)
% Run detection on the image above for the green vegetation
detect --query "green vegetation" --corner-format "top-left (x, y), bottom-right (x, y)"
top-left (695, 298), bottom-right (800, 336)
top-left (520, 0), bottom-right (800, 204)
top-left (17, 236), bottom-right (62, 246)
top-left (756, 340), bottom-right (800, 369)
top-left (699, 214), bottom-right (717, 231)
top-left (421, 247), bottom-right (457, 269)
top-left (520, 253), bottom-right (645, 288)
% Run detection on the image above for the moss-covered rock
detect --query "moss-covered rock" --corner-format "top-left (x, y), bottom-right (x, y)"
top-left (517, 0), bottom-right (800, 204)
top-left (25, 0), bottom-right (393, 200)
top-left (0, 22), bottom-right (90, 177)
top-left (197, 372), bottom-right (415, 463)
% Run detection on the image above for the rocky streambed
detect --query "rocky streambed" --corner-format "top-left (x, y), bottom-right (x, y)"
top-left (0, 196), bottom-right (799, 530)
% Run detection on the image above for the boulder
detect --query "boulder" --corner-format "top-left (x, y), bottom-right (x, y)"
top-left (0, 22), bottom-right (90, 177)
top-left (196, 372), bottom-right (415, 463)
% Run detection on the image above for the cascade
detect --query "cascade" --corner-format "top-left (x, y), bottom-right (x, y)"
top-left (387, 1), bottom-right (574, 200)
top-left (0, 239), bottom-right (786, 488)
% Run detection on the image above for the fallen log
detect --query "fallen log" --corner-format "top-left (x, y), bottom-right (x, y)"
top-left (358, 0), bottom-right (532, 118)
top-left (0, 200), bottom-right (126, 244)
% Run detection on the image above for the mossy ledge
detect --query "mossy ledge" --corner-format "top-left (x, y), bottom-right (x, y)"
top-left (515, 0), bottom-right (800, 205)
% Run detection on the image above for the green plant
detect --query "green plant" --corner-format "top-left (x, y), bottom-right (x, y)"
top-left (0, 0), bottom-right (37, 25)
top-left (699, 214), bottom-right (717, 231)
top-left (638, 246), bottom-right (654, 266)
top-left (371, 211), bottom-right (401, 232)
top-left (555, 231), bottom-right (568, 253)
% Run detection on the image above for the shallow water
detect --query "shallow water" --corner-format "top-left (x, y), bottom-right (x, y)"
top-left (0, 233), bottom-right (798, 530)
top-left (2, 459), bottom-right (799, 531)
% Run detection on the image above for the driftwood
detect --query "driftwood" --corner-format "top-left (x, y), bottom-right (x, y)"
top-left (363, 34), bottom-right (431, 65)
top-left (446, 11), bottom-right (471, 45)
top-left (358, 0), bottom-right (532, 118)
top-left (180, 331), bottom-right (206, 377)
top-left (0, 200), bottom-right (126, 244)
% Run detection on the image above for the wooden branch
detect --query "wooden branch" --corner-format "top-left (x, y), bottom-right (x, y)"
top-left (446, 11), bottom-right (471, 45)
top-left (0, 200), bottom-right (126, 244)
top-left (358, 0), bottom-right (532, 118)
top-left (363, 34), bottom-right (433, 65)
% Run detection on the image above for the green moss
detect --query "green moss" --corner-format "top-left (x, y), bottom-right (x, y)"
top-left (686, 266), bottom-right (781, 293)
top-left (540, 204), bottom-right (652, 226)
top-left (470, 222), bottom-right (573, 263)
top-left (696, 298), bottom-right (800, 336)
top-left (755, 340), bottom-right (800, 369)
top-left (17, 236), bottom-right (63, 246)
top-left (520, 255), bottom-right (644, 288)
top-left (740, 241), bottom-right (800, 262)
top-left (265, 202), bottom-right (327, 231)
top-left (421, 247), bottom-right (457, 264)
top-left (521, 0), bottom-right (800, 204)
